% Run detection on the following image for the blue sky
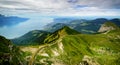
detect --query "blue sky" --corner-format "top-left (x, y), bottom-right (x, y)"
top-left (0, 0), bottom-right (120, 38)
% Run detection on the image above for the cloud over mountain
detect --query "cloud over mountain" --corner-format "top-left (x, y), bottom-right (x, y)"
top-left (0, 0), bottom-right (120, 16)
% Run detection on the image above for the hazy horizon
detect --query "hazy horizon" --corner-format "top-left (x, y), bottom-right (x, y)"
top-left (0, 0), bottom-right (120, 38)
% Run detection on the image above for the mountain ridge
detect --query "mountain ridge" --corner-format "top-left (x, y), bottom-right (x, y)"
top-left (11, 30), bottom-right (50, 45)
top-left (44, 26), bottom-right (80, 43)
top-left (43, 18), bottom-right (120, 34)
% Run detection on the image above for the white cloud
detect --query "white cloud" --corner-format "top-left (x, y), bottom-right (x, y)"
top-left (75, 0), bottom-right (120, 9)
top-left (0, 0), bottom-right (69, 10)
top-left (0, 0), bottom-right (120, 17)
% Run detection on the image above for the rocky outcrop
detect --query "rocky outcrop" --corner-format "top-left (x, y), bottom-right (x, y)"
top-left (98, 22), bottom-right (119, 33)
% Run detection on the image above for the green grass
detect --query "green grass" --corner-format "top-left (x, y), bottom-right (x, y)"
top-left (32, 26), bottom-right (120, 65)
top-left (7, 25), bottom-right (120, 65)
top-left (60, 30), bottom-right (120, 65)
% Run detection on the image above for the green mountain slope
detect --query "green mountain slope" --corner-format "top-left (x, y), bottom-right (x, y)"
top-left (0, 36), bottom-right (24, 65)
top-left (32, 23), bottom-right (120, 65)
top-left (44, 26), bottom-right (80, 43)
top-left (61, 33), bottom-right (120, 65)
top-left (11, 30), bottom-right (50, 45)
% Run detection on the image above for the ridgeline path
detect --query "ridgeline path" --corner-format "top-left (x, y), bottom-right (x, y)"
top-left (28, 39), bottom-right (62, 65)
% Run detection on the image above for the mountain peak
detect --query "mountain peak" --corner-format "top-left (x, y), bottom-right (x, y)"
top-left (98, 22), bottom-right (119, 32)
top-left (62, 25), bottom-right (69, 28)
top-left (59, 26), bottom-right (71, 31)
top-left (44, 26), bottom-right (80, 43)
top-left (55, 26), bottom-right (80, 35)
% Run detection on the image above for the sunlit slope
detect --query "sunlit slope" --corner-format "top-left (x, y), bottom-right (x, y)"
top-left (34, 31), bottom-right (120, 65)
top-left (33, 23), bottom-right (120, 65)
top-left (61, 30), bottom-right (120, 65)
top-left (44, 26), bottom-right (80, 43)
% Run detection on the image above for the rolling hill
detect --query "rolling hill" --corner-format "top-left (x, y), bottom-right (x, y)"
top-left (44, 26), bottom-right (80, 43)
top-left (31, 22), bottom-right (120, 65)
top-left (11, 30), bottom-right (50, 45)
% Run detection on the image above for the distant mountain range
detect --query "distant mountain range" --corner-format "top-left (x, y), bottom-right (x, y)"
top-left (11, 18), bottom-right (120, 46)
top-left (0, 14), bottom-right (28, 27)
top-left (44, 18), bottom-right (120, 33)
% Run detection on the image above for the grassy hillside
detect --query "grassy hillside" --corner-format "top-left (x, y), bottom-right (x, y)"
top-left (32, 24), bottom-right (120, 65)
top-left (62, 32), bottom-right (120, 64)
top-left (0, 36), bottom-right (25, 65)
top-left (11, 30), bottom-right (50, 45)
top-left (44, 26), bottom-right (80, 43)
top-left (4, 22), bottom-right (120, 65)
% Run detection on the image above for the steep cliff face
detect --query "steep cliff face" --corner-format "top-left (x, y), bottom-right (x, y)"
top-left (98, 22), bottom-right (119, 33)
